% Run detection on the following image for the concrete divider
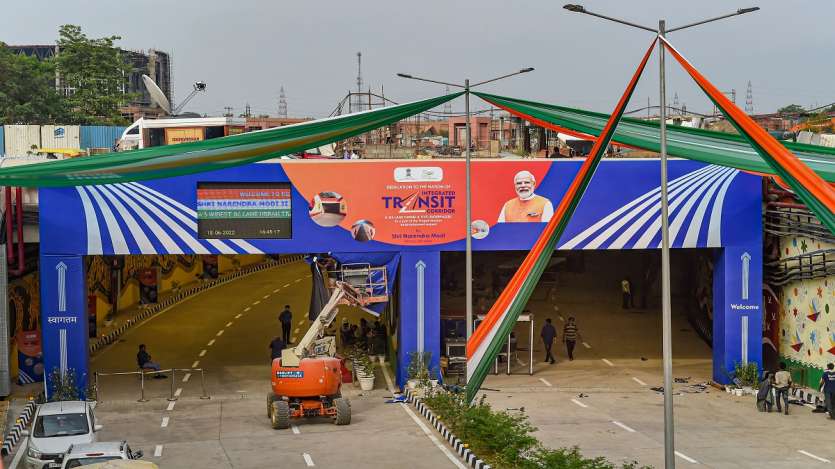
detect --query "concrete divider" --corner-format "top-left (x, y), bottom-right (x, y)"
top-left (1, 399), bottom-right (36, 456)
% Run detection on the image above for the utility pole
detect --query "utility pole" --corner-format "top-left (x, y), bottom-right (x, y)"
top-left (223, 106), bottom-right (233, 117)
top-left (278, 86), bottom-right (288, 118)
top-left (745, 81), bottom-right (754, 114)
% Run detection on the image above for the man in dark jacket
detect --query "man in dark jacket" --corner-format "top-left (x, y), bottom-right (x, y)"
top-left (269, 337), bottom-right (286, 362)
top-left (820, 362), bottom-right (835, 419)
top-left (541, 318), bottom-right (557, 364)
top-left (279, 305), bottom-right (293, 344)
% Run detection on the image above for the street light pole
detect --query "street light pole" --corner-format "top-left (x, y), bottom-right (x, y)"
top-left (464, 78), bottom-right (474, 342)
top-left (657, 19), bottom-right (675, 469)
top-left (562, 5), bottom-right (759, 469)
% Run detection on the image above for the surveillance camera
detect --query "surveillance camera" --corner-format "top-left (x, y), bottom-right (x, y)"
top-left (194, 82), bottom-right (207, 91)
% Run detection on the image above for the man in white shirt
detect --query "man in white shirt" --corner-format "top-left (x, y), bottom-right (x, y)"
top-left (773, 362), bottom-right (792, 415)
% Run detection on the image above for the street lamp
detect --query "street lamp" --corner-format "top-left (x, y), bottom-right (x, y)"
top-left (396, 67), bottom-right (535, 376)
top-left (563, 5), bottom-right (758, 469)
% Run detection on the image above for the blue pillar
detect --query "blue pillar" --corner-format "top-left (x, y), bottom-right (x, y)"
top-left (713, 246), bottom-right (763, 384)
top-left (397, 251), bottom-right (440, 387)
top-left (40, 254), bottom-right (89, 398)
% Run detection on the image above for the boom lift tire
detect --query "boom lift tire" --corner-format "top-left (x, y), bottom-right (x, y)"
top-left (334, 397), bottom-right (351, 425)
top-left (267, 393), bottom-right (277, 418)
top-left (271, 400), bottom-right (290, 429)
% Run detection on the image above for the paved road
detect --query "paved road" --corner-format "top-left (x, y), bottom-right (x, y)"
top-left (89, 262), bottom-right (460, 469)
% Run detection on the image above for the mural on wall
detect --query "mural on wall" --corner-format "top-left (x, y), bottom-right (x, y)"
top-left (778, 235), bottom-right (835, 371)
top-left (8, 272), bottom-right (43, 384)
top-left (86, 255), bottom-right (199, 298)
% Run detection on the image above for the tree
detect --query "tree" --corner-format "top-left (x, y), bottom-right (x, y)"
top-left (0, 43), bottom-right (68, 124)
top-left (55, 25), bottom-right (135, 125)
top-left (777, 104), bottom-right (805, 115)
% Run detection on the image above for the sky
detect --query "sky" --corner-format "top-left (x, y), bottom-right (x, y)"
top-left (2, 0), bottom-right (833, 119)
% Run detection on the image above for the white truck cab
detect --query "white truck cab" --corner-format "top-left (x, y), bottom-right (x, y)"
top-left (24, 401), bottom-right (102, 469)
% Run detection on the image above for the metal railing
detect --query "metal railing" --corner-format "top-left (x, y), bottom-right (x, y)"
top-left (94, 368), bottom-right (210, 403)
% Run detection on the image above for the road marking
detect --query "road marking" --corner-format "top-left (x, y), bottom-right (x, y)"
top-left (207, 339), bottom-right (215, 346)
top-left (291, 337), bottom-right (297, 342)
top-left (297, 320), bottom-right (305, 325)
top-left (675, 451), bottom-right (698, 464)
top-left (166, 401), bottom-right (176, 411)
top-left (612, 421), bottom-right (636, 433)
top-left (539, 378), bottom-right (552, 387)
top-left (798, 450), bottom-right (831, 463)
top-left (601, 358), bottom-right (615, 367)
top-left (283, 283), bottom-right (290, 288)
top-left (570, 399), bottom-right (588, 408)
top-left (553, 305), bottom-right (559, 310)
top-left (161, 416), bottom-right (169, 428)
top-left (174, 388), bottom-right (182, 397)
top-left (303, 453), bottom-right (315, 467)
top-left (263, 294), bottom-right (270, 299)
top-left (216, 329), bottom-right (224, 336)
top-left (253, 300), bottom-right (260, 305)
top-left (226, 321), bottom-right (233, 327)
top-left (199, 349), bottom-right (207, 357)
top-left (295, 278), bottom-right (302, 283)
top-left (191, 360), bottom-right (199, 368)
top-left (273, 288), bottom-right (280, 293)
top-left (294, 327), bottom-right (300, 333)
top-left (385, 360), bottom-right (467, 469)
top-left (244, 307), bottom-right (251, 312)
top-left (182, 373), bottom-right (191, 383)
top-left (154, 445), bottom-right (163, 457)
top-left (582, 342), bottom-right (591, 349)
top-left (235, 314), bottom-right (242, 319)
top-left (291, 424), bottom-right (301, 435)
top-left (306, 274), bottom-right (311, 278)
top-left (558, 316), bottom-right (565, 322)
top-left (632, 377), bottom-right (647, 386)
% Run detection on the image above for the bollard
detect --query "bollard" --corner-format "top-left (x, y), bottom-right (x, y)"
top-left (199, 369), bottom-right (210, 400)
top-left (167, 369), bottom-right (177, 401)
top-left (138, 371), bottom-right (149, 403)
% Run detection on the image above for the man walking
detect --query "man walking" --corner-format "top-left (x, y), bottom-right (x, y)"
top-left (563, 317), bottom-right (580, 361)
top-left (541, 318), bottom-right (557, 364)
top-left (621, 277), bottom-right (633, 309)
top-left (773, 362), bottom-right (792, 415)
top-left (820, 362), bottom-right (835, 419)
top-left (279, 304), bottom-right (293, 345)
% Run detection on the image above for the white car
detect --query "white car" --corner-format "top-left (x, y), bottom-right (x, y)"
top-left (61, 441), bottom-right (143, 468)
top-left (23, 401), bottom-right (102, 469)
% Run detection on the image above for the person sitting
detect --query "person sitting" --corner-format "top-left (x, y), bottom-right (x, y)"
top-left (756, 372), bottom-right (774, 412)
top-left (137, 344), bottom-right (166, 379)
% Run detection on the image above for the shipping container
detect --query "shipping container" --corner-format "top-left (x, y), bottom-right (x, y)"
top-left (80, 125), bottom-right (126, 150)
top-left (4, 125), bottom-right (41, 156)
top-left (164, 127), bottom-right (205, 145)
top-left (0, 127), bottom-right (4, 156)
top-left (40, 125), bottom-right (81, 149)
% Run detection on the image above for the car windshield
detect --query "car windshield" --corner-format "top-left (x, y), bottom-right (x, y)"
top-left (33, 413), bottom-right (89, 438)
top-left (66, 456), bottom-right (121, 467)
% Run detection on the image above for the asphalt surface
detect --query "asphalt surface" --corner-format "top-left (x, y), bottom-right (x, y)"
top-left (87, 262), bottom-right (460, 469)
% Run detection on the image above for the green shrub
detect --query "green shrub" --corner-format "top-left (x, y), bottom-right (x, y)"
top-left (734, 361), bottom-right (759, 388)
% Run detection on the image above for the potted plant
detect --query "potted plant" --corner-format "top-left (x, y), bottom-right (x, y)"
top-left (407, 351), bottom-right (436, 397)
top-left (354, 352), bottom-right (375, 391)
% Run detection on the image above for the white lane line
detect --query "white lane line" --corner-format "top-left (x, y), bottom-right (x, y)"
top-left (216, 329), bottom-right (225, 337)
top-left (207, 339), bottom-right (215, 347)
top-left (612, 421), bottom-right (636, 433)
top-left (303, 453), bottom-right (315, 467)
top-left (244, 307), bottom-right (251, 312)
top-left (294, 278), bottom-right (302, 283)
top-left (291, 337), bottom-right (297, 343)
top-left (273, 288), bottom-right (280, 293)
top-left (263, 294), bottom-right (270, 299)
top-left (294, 327), bottom-right (300, 333)
top-left (582, 342), bottom-right (591, 349)
top-left (675, 451), bottom-right (698, 464)
top-left (174, 388), bottom-right (183, 397)
top-left (291, 424), bottom-right (301, 435)
top-left (553, 305), bottom-right (559, 310)
top-left (253, 300), bottom-right (261, 305)
top-left (182, 373), bottom-right (191, 383)
top-left (570, 399), bottom-right (589, 408)
top-left (379, 359), bottom-right (467, 469)
top-left (235, 313), bottom-right (242, 319)
top-left (166, 401), bottom-right (176, 411)
top-left (283, 283), bottom-right (291, 288)
top-left (632, 377), bottom-right (648, 386)
top-left (154, 445), bottom-right (163, 457)
top-left (601, 358), bottom-right (615, 367)
top-left (798, 450), bottom-right (831, 463)
top-left (306, 274), bottom-right (311, 278)
top-left (297, 320), bottom-right (305, 326)
top-left (198, 349), bottom-right (207, 357)
top-left (191, 360), bottom-right (200, 368)
top-left (558, 316), bottom-right (565, 322)
top-left (539, 378), bottom-right (553, 387)
top-left (161, 416), bottom-right (170, 428)
top-left (226, 321), bottom-right (233, 327)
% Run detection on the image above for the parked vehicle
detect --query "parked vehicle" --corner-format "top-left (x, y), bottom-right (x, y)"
top-left (61, 441), bottom-right (142, 468)
top-left (23, 401), bottom-right (102, 469)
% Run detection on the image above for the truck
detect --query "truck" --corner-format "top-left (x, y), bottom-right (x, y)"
top-left (118, 117), bottom-right (246, 150)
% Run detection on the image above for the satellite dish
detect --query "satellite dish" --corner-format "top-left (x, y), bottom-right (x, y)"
top-left (142, 74), bottom-right (172, 114)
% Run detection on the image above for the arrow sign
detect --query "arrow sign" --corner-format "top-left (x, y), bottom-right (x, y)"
top-left (416, 260), bottom-right (426, 354)
top-left (740, 252), bottom-right (751, 300)
top-left (56, 261), bottom-right (67, 312)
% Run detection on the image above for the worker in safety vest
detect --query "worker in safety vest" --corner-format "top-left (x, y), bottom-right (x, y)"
top-left (497, 170), bottom-right (554, 223)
